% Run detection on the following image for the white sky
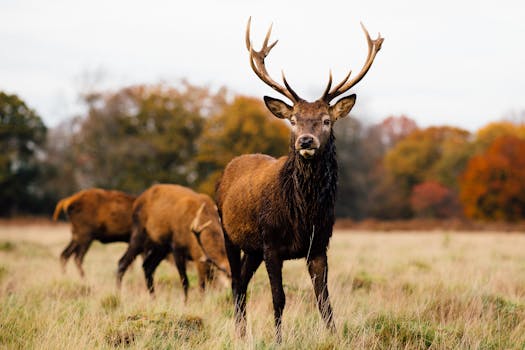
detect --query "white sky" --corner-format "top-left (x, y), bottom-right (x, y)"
top-left (1, 0), bottom-right (524, 131)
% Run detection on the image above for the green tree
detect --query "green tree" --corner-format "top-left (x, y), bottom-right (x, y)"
top-left (196, 96), bottom-right (289, 195)
top-left (334, 117), bottom-right (367, 218)
top-left (38, 118), bottom-right (82, 203)
top-left (0, 92), bottom-right (47, 216)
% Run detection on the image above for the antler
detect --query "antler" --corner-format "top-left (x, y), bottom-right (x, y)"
top-left (190, 203), bottom-right (212, 234)
top-left (246, 17), bottom-right (302, 103)
top-left (322, 23), bottom-right (384, 103)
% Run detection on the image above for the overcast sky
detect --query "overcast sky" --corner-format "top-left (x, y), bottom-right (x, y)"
top-left (1, 0), bottom-right (524, 131)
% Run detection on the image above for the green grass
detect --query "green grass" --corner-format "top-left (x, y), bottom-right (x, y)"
top-left (0, 241), bottom-right (15, 252)
top-left (1, 225), bottom-right (524, 349)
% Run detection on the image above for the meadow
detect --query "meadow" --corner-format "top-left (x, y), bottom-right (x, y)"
top-left (0, 223), bottom-right (524, 349)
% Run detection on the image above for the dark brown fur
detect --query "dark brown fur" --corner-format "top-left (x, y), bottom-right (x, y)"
top-left (219, 18), bottom-right (383, 341)
top-left (216, 130), bottom-right (338, 340)
top-left (53, 188), bottom-right (136, 277)
top-left (116, 184), bottom-right (230, 300)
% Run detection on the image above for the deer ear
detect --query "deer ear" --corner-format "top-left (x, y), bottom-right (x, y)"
top-left (264, 96), bottom-right (293, 119)
top-left (330, 94), bottom-right (356, 120)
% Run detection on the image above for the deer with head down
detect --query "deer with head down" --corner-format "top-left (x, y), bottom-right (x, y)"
top-left (216, 18), bottom-right (383, 342)
top-left (116, 184), bottom-right (231, 301)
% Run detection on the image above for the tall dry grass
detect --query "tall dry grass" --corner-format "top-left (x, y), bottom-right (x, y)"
top-left (0, 224), bottom-right (524, 349)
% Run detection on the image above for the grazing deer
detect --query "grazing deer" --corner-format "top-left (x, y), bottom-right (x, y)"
top-left (215, 18), bottom-right (383, 342)
top-left (116, 184), bottom-right (230, 300)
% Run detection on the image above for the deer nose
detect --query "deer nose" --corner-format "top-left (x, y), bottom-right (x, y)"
top-left (298, 135), bottom-right (314, 149)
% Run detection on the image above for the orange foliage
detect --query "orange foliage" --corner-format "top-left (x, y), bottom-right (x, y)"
top-left (460, 135), bottom-right (525, 220)
top-left (473, 121), bottom-right (525, 153)
top-left (410, 181), bottom-right (460, 218)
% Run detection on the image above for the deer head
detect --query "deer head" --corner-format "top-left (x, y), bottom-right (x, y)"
top-left (246, 17), bottom-right (383, 159)
top-left (190, 203), bottom-right (231, 277)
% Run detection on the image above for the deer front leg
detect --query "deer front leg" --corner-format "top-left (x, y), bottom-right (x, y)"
top-left (222, 233), bottom-right (246, 337)
top-left (307, 252), bottom-right (336, 332)
top-left (263, 244), bottom-right (285, 343)
top-left (172, 248), bottom-right (189, 302)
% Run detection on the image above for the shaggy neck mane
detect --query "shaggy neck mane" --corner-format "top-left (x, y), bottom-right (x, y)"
top-left (279, 132), bottom-right (338, 236)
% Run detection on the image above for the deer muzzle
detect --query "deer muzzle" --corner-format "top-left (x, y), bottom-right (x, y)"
top-left (296, 134), bottom-right (319, 159)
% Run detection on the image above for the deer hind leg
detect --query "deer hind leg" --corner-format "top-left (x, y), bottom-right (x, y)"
top-left (142, 244), bottom-right (169, 296)
top-left (307, 253), bottom-right (336, 332)
top-left (116, 226), bottom-right (146, 289)
top-left (73, 239), bottom-right (92, 278)
top-left (263, 244), bottom-right (285, 344)
top-left (60, 240), bottom-right (77, 273)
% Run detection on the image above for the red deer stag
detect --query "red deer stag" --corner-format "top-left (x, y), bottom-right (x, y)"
top-left (216, 18), bottom-right (383, 341)
top-left (53, 188), bottom-right (136, 277)
top-left (116, 184), bottom-right (230, 301)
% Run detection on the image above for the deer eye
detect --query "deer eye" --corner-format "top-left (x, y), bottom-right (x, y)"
top-left (323, 119), bottom-right (331, 126)
top-left (290, 119), bottom-right (296, 126)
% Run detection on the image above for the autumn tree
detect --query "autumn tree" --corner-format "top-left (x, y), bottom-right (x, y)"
top-left (385, 127), bottom-right (470, 188)
top-left (369, 115), bottom-right (418, 152)
top-left (380, 126), bottom-right (470, 218)
top-left (72, 82), bottom-right (226, 193)
top-left (410, 181), bottom-right (460, 218)
top-left (196, 96), bottom-right (289, 195)
top-left (472, 121), bottom-right (525, 154)
top-left (0, 92), bottom-right (47, 215)
top-left (460, 135), bottom-right (525, 220)
top-left (358, 116), bottom-right (418, 219)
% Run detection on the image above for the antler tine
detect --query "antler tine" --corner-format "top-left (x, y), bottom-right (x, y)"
top-left (246, 17), bottom-right (301, 103)
top-left (282, 71), bottom-right (301, 102)
top-left (323, 22), bottom-right (383, 103)
top-left (329, 69), bottom-right (352, 97)
top-left (322, 68), bottom-right (352, 101)
top-left (191, 203), bottom-right (207, 233)
top-left (200, 220), bottom-right (212, 231)
top-left (245, 17), bottom-right (252, 51)
top-left (262, 23), bottom-right (274, 51)
top-left (321, 70), bottom-right (333, 100)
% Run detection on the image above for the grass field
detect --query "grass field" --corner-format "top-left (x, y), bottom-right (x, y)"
top-left (1, 223), bottom-right (524, 349)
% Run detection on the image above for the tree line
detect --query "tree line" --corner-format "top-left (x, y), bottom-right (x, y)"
top-left (1, 83), bottom-right (524, 221)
